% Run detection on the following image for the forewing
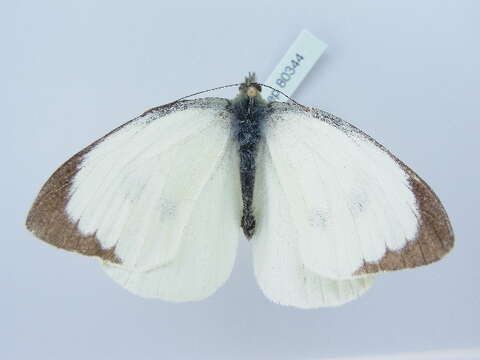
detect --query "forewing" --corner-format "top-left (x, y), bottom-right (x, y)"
top-left (252, 142), bottom-right (374, 308)
top-left (264, 103), bottom-right (454, 279)
top-left (26, 98), bottom-right (240, 278)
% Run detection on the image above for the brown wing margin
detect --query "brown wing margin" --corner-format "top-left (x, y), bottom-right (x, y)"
top-left (25, 147), bottom-right (121, 263)
top-left (354, 167), bottom-right (454, 275)
top-left (25, 101), bottom-right (183, 263)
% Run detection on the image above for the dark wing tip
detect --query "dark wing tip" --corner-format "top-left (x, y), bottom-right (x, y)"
top-left (25, 149), bottom-right (121, 264)
top-left (355, 171), bottom-right (454, 276)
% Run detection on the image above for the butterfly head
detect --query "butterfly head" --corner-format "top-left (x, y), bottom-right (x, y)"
top-left (239, 72), bottom-right (262, 98)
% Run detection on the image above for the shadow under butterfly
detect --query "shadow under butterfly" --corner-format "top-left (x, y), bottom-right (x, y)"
top-left (26, 73), bottom-right (454, 309)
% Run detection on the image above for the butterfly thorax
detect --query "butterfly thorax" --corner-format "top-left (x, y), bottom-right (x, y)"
top-left (229, 74), bottom-right (269, 239)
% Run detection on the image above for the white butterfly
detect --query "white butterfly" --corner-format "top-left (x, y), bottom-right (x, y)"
top-left (26, 74), bottom-right (454, 308)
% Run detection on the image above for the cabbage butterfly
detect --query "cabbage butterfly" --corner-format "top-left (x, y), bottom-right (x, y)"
top-left (26, 74), bottom-right (454, 308)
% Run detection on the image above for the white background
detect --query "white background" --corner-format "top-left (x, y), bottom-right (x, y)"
top-left (2, 1), bottom-right (479, 359)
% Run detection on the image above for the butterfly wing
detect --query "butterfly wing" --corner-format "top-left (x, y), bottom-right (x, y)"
top-left (102, 140), bottom-right (241, 300)
top-left (26, 98), bottom-right (242, 300)
top-left (259, 103), bottom-right (454, 281)
top-left (252, 142), bottom-right (374, 308)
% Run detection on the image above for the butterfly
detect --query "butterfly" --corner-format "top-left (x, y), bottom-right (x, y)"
top-left (26, 73), bottom-right (454, 308)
